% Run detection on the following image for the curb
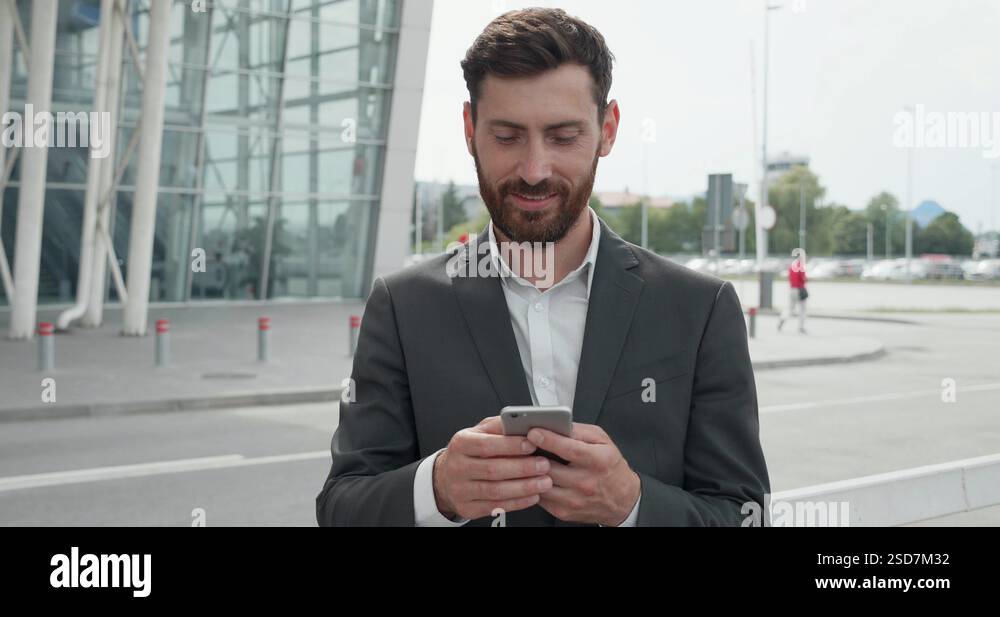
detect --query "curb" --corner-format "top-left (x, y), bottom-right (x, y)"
top-left (746, 308), bottom-right (919, 325)
top-left (0, 387), bottom-right (343, 424)
top-left (0, 342), bottom-right (887, 422)
top-left (771, 453), bottom-right (1000, 526)
top-left (751, 344), bottom-right (887, 370)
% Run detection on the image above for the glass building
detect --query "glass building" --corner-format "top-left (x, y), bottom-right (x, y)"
top-left (0, 0), bottom-right (430, 310)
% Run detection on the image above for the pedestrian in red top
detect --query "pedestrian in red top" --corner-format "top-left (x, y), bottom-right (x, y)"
top-left (778, 250), bottom-right (808, 334)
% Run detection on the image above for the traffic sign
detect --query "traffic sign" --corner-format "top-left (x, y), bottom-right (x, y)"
top-left (759, 205), bottom-right (777, 230)
top-left (732, 207), bottom-right (750, 231)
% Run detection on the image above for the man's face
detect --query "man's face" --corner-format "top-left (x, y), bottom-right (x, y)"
top-left (464, 63), bottom-right (619, 243)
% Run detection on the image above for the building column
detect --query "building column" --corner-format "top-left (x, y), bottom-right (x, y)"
top-left (121, 0), bottom-right (172, 335)
top-left (0, 2), bottom-right (15, 302)
top-left (56, 0), bottom-right (115, 329)
top-left (84, 0), bottom-right (126, 327)
top-left (8, 0), bottom-right (58, 339)
top-left (369, 0), bottom-right (433, 287)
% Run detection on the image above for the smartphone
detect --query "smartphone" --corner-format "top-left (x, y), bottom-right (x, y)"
top-left (500, 405), bottom-right (573, 436)
top-left (500, 405), bottom-right (572, 465)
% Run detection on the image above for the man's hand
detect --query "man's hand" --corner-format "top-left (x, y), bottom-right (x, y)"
top-left (526, 423), bottom-right (641, 526)
top-left (433, 416), bottom-right (553, 520)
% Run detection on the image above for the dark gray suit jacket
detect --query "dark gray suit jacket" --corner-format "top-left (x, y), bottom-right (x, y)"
top-left (316, 216), bottom-right (770, 526)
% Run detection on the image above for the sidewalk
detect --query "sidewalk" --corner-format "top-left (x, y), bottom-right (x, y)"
top-left (0, 301), bottom-right (884, 421)
top-left (726, 278), bottom-right (1000, 313)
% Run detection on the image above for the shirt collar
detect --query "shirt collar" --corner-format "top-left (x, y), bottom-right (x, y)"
top-left (487, 206), bottom-right (602, 298)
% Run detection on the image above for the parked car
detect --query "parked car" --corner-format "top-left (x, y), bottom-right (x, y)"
top-left (964, 259), bottom-right (1000, 280)
top-left (919, 254), bottom-right (965, 279)
top-left (861, 258), bottom-right (928, 281)
top-left (683, 257), bottom-right (718, 274)
top-left (841, 259), bottom-right (867, 277)
top-left (806, 259), bottom-right (861, 279)
top-left (717, 258), bottom-right (756, 275)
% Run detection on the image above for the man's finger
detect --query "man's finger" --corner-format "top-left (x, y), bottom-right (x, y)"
top-left (472, 494), bottom-right (540, 519)
top-left (537, 486), bottom-right (589, 521)
top-left (537, 485), bottom-right (579, 506)
top-left (458, 430), bottom-right (537, 458)
top-left (462, 475), bottom-right (553, 502)
top-left (475, 415), bottom-right (501, 432)
top-left (545, 459), bottom-right (590, 488)
top-left (570, 422), bottom-right (611, 444)
top-left (526, 427), bottom-right (595, 466)
top-left (464, 454), bottom-right (551, 481)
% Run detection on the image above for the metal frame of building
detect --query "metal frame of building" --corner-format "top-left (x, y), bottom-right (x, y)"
top-left (0, 0), bottom-right (432, 338)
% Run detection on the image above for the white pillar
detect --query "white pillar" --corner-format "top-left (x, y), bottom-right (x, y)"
top-left (84, 0), bottom-right (126, 327)
top-left (0, 6), bottom-right (12, 179)
top-left (56, 0), bottom-right (115, 330)
top-left (121, 0), bottom-right (172, 335)
top-left (8, 0), bottom-right (58, 339)
top-left (370, 0), bottom-right (434, 284)
top-left (0, 5), bottom-right (15, 301)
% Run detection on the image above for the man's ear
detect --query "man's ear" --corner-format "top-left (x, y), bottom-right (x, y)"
top-left (463, 101), bottom-right (475, 156)
top-left (599, 99), bottom-right (620, 157)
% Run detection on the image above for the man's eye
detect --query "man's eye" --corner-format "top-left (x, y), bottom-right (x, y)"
top-left (495, 135), bottom-right (517, 144)
top-left (551, 135), bottom-right (578, 145)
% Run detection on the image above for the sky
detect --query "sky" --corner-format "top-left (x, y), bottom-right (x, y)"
top-left (413, 0), bottom-right (1000, 233)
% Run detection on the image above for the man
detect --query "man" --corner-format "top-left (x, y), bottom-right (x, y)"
top-left (316, 8), bottom-right (770, 526)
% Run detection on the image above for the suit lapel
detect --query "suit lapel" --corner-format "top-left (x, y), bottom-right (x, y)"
top-left (451, 225), bottom-right (534, 412)
top-left (570, 217), bottom-right (644, 426)
top-left (450, 218), bottom-right (644, 428)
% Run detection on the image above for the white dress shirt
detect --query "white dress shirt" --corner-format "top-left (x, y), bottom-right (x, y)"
top-left (414, 207), bottom-right (641, 526)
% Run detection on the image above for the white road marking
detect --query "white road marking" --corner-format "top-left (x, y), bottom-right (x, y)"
top-left (760, 382), bottom-right (1000, 413)
top-left (774, 452), bottom-right (1000, 500)
top-left (0, 451), bottom-right (329, 493)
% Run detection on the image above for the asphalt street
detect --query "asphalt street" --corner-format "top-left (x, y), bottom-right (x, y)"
top-left (0, 311), bottom-right (997, 526)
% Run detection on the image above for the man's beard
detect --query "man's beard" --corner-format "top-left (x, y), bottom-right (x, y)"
top-left (472, 146), bottom-right (599, 244)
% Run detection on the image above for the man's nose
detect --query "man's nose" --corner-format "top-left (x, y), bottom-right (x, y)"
top-left (516, 140), bottom-right (553, 187)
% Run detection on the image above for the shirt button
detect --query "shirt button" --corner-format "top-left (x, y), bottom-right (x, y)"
top-left (533, 302), bottom-right (544, 312)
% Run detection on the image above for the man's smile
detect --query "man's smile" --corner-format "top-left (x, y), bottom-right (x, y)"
top-left (509, 192), bottom-right (559, 211)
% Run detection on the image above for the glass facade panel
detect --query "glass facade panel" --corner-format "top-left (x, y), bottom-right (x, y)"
top-left (0, 0), bottom-right (401, 306)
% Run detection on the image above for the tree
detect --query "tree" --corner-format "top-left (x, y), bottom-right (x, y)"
top-left (440, 181), bottom-right (468, 232)
top-left (608, 198), bottom-right (708, 254)
top-left (831, 210), bottom-right (869, 255)
top-left (863, 192), bottom-right (906, 256)
top-left (589, 194), bottom-right (612, 226)
top-left (444, 206), bottom-right (490, 246)
top-left (766, 166), bottom-right (826, 255)
top-left (915, 212), bottom-right (974, 256)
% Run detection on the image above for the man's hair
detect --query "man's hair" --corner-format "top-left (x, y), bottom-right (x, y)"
top-left (461, 8), bottom-right (615, 125)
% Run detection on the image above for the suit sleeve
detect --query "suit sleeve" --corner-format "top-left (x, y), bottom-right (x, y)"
top-left (636, 281), bottom-right (770, 526)
top-left (316, 276), bottom-right (424, 526)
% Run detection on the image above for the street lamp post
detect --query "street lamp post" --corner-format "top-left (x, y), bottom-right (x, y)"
top-left (903, 105), bottom-right (915, 283)
top-left (757, 3), bottom-right (783, 270)
top-left (881, 203), bottom-right (891, 259)
top-left (866, 222), bottom-right (874, 262)
top-left (992, 162), bottom-right (998, 253)
top-left (641, 142), bottom-right (649, 249)
top-left (798, 176), bottom-right (807, 251)
top-left (415, 183), bottom-right (423, 255)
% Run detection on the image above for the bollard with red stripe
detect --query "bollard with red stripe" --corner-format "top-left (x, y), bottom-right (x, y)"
top-left (155, 319), bottom-right (170, 366)
top-left (38, 322), bottom-right (55, 371)
top-left (258, 317), bottom-right (270, 362)
top-left (349, 315), bottom-right (361, 356)
top-left (748, 307), bottom-right (757, 339)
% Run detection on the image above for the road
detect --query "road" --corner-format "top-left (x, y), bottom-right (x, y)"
top-left (1, 311), bottom-right (997, 526)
